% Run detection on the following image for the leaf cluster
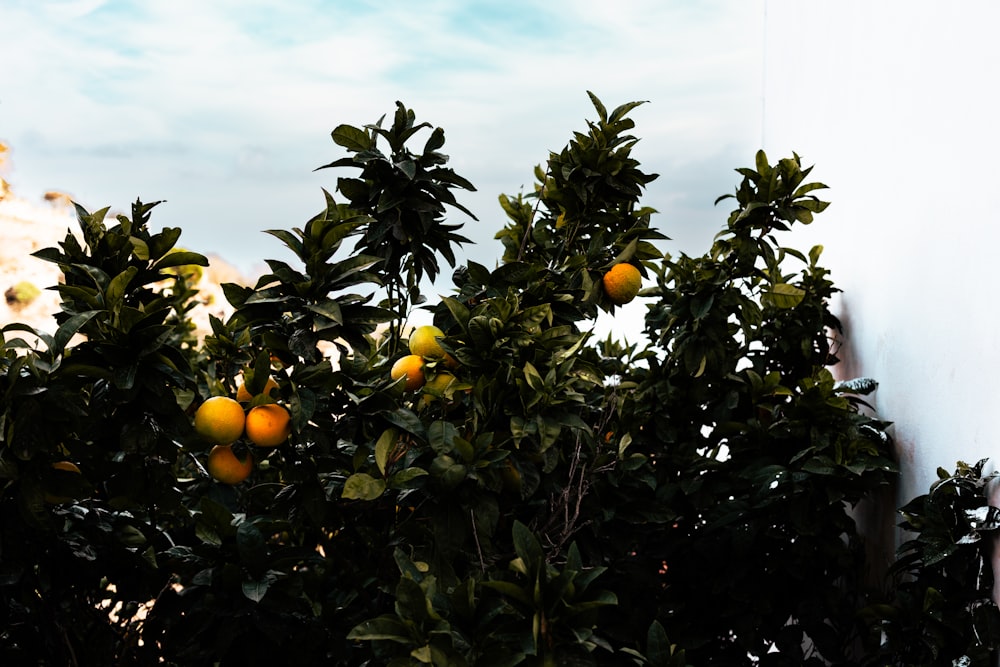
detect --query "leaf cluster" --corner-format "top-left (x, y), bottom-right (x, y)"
top-left (0, 201), bottom-right (208, 664)
top-left (862, 459), bottom-right (1000, 666)
top-left (597, 150), bottom-right (899, 665)
top-left (494, 91), bottom-right (665, 318)
top-left (319, 102), bottom-right (475, 335)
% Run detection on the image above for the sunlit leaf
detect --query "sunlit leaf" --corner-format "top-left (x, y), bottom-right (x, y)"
top-left (342, 473), bottom-right (386, 500)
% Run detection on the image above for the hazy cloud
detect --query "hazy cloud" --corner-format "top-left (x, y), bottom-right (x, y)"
top-left (0, 0), bottom-right (765, 273)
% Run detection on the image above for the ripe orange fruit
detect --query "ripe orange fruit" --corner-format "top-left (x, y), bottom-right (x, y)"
top-left (236, 376), bottom-right (279, 403)
top-left (408, 325), bottom-right (446, 359)
top-left (602, 263), bottom-right (642, 305)
top-left (45, 461), bottom-right (81, 504)
top-left (206, 444), bottom-right (253, 484)
top-left (391, 354), bottom-right (426, 391)
top-left (194, 396), bottom-right (246, 445)
top-left (245, 404), bottom-right (291, 448)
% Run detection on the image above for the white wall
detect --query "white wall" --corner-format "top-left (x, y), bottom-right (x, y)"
top-left (762, 1), bottom-right (1000, 507)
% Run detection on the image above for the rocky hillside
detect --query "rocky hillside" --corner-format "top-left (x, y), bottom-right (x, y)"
top-left (0, 188), bottom-right (246, 341)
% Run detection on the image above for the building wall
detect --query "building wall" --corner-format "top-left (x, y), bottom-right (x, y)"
top-left (761, 1), bottom-right (1000, 511)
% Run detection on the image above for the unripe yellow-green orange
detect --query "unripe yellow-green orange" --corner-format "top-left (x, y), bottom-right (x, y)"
top-left (420, 371), bottom-right (457, 407)
top-left (409, 325), bottom-right (446, 359)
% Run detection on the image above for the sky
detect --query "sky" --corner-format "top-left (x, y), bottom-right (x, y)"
top-left (0, 0), bottom-right (765, 332)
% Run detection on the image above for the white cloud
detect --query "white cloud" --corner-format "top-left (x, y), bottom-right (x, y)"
top-left (0, 0), bottom-right (766, 273)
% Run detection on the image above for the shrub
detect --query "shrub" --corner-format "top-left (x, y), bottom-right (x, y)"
top-left (0, 95), bottom-right (900, 665)
top-left (864, 459), bottom-right (1000, 666)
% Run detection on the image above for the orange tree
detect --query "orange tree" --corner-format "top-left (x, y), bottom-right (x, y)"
top-left (0, 95), bottom-right (898, 665)
top-left (0, 201), bottom-right (209, 664)
top-left (610, 153), bottom-right (898, 665)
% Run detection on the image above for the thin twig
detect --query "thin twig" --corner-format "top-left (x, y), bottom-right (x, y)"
top-left (516, 171), bottom-right (551, 262)
top-left (56, 619), bottom-right (79, 667)
top-left (470, 508), bottom-right (486, 573)
top-left (537, 434), bottom-right (601, 554)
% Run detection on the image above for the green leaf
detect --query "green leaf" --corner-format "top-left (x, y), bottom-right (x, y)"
top-left (306, 301), bottom-right (343, 324)
top-left (382, 408), bottom-right (426, 439)
top-left (613, 238), bottom-right (639, 265)
top-left (52, 310), bottom-right (100, 351)
top-left (105, 266), bottom-right (138, 309)
top-left (537, 415), bottom-right (561, 450)
top-left (481, 579), bottom-right (533, 606)
top-left (424, 126), bottom-right (445, 153)
top-left (329, 254), bottom-right (384, 283)
top-left (609, 99), bottom-right (647, 123)
top-left (242, 574), bottom-right (275, 603)
top-left (388, 467), bottom-right (428, 488)
top-left (511, 521), bottom-right (544, 576)
top-left (337, 177), bottom-right (369, 202)
top-left (342, 473), bottom-right (386, 500)
top-left (395, 576), bottom-right (430, 623)
top-left (375, 428), bottom-right (396, 475)
top-left (792, 181), bottom-right (828, 198)
top-left (129, 236), bottom-right (150, 260)
top-left (646, 620), bottom-right (672, 666)
top-left (428, 420), bottom-right (459, 455)
top-left (147, 226), bottom-right (183, 261)
top-left (586, 90), bottom-right (608, 122)
top-left (348, 615), bottom-right (413, 643)
top-left (331, 124), bottom-right (370, 152)
top-left (468, 316), bottom-right (494, 348)
top-left (236, 521), bottom-right (268, 572)
top-left (522, 362), bottom-right (544, 392)
top-left (395, 158), bottom-right (417, 180)
top-left (801, 456), bottom-right (837, 475)
top-left (618, 432), bottom-right (633, 458)
top-left (3, 324), bottom-right (42, 354)
top-left (766, 283), bottom-right (806, 309)
top-left (153, 251), bottom-right (209, 271)
top-left (755, 149), bottom-right (770, 175)
top-left (808, 244), bottom-right (824, 266)
top-left (553, 332), bottom-right (588, 365)
top-left (264, 228), bottom-right (304, 256)
top-left (690, 292), bottom-right (715, 320)
top-left (834, 377), bottom-right (879, 395)
top-left (222, 282), bottom-right (253, 309)
top-left (411, 645), bottom-right (433, 663)
top-left (518, 304), bottom-right (551, 331)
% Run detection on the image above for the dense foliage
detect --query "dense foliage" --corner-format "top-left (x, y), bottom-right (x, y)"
top-left (864, 459), bottom-right (1000, 666)
top-left (0, 94), bottom-right (991, 666)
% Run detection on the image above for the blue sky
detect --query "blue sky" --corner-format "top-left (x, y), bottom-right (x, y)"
top-left (1, 0), bottom-right (765, 289)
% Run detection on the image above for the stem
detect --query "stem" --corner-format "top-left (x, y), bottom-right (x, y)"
top-left (470, 508), bottom-right (486, 573)
top-left (516, 171), bottom-right (550, 263)
top-left (387, 280), bottom-right (409, 357)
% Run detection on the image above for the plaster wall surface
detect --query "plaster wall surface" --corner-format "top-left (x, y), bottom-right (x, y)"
top-left (761, 1), bottom-right (1000, 508)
